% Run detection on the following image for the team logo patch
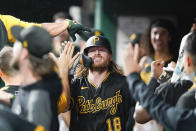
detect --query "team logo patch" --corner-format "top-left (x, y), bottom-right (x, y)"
top-left (94, 37), bottom-right (100, 44)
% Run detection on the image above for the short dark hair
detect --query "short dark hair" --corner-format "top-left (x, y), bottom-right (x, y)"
top-left (0, 46), bottom-right (18, 76)
top-left (184, 31), bottom-right (196, 65)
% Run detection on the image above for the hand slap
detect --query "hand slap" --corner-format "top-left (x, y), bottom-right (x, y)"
top-left (123, 43), bottom-right (142, 75)
top-left (49, 42), bottom-right (80, 78)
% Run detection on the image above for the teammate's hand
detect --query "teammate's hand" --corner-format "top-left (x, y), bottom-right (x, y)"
top-left (66, 20), bottom-right (91, 41)
top-left (0, 90), bottom-right (13, 105)
top-left (151, 60), bottom-right (164, 79)
top-left (49, 42), bottom-right (80, 78)
top-left (123, 43), bottom-right (142, 75)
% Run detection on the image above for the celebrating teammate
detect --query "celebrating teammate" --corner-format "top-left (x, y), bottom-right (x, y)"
top-left (51, 35), bottom-right (136, 131)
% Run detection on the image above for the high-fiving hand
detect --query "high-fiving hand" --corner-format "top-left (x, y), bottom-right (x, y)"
top-left (123, 43), bottom-right (142, 75)
top-left (49, 41), bottom-right (80, 78)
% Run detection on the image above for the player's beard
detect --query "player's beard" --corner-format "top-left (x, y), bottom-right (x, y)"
top-left (90, 56), bottom-right (111, 72)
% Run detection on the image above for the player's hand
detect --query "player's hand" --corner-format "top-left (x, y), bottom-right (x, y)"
top-left (66, 20), bottom-right (91, 41)
top-left (0, 90), bottom-right (13, 105)
top-left (151, 60), bottom-right (164, 79)
top-left (167, 61), bottom-right (176, 70)
top-left (139, 56), bottom-right (148, 69)
top-left (49, 42), bottom-right (80, 78)
top-left (123, 43), bottom-right (142, 75)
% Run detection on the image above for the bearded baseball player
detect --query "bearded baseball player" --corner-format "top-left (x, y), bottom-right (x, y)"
top-left (54, 35), bottom-right (136, 131)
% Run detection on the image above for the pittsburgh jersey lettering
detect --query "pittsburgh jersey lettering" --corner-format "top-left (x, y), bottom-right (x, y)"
top-left (77, 90), bottom-right (122, 115)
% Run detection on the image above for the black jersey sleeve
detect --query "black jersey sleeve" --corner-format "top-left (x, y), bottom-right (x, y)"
top-left (176, 88), bottom-right (196, 109)
top-left (126, 72), bottom-right (196, 131)
top-left (154, 80), bottom-right (192, 106)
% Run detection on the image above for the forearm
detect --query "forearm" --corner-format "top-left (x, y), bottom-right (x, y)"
top-left (134, 102), bottom-right (152, 124)
top-left (132, 77), bottom-right (159, 124)
top-left (61, 111), bottom-right (71, 127)
top-left (133, 76), bottom-right (159, 123)
top-left (59, 68), bottom-right (70, 106)
top-left (41, 21), bottom-right (69, 37)
top-left (147, 77), bottom-right (160, 91)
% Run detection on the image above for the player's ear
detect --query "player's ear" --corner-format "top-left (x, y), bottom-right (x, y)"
top-left (187, 55), bottom-right (192, 67)
top-left (109, 54), bottom-right (112, 61)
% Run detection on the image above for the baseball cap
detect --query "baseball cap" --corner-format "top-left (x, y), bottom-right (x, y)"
top-left (11, 25), bottom-right (52, 58)
top-left (83, 35), bottom-right (112, 55)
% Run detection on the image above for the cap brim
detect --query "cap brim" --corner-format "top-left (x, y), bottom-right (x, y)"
top-left (11, 26), bottom-right (24, 42)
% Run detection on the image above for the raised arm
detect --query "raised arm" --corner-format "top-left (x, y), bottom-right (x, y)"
top-left (41, 21), bottom-right (69, 37)
top-left (49, 42), bottom-right (80, 109)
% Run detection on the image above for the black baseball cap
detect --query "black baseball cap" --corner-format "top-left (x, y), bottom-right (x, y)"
top-left (11, 25), bottom-right (52, 58)
top-left (83, 35), bottom-right (112, 55)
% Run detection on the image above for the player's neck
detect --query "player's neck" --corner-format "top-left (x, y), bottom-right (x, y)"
top-left (88, 69), bottom-right (109, 88)
top-left (20, 67), bottom-right (41, 86)
top-left (3, 74), bottom-right (22, 86)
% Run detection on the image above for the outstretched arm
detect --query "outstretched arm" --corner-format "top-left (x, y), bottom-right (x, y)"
top-left (0, 15), bottom-right (90, 43)
top-left (41, 21), bottom-right (69, 37)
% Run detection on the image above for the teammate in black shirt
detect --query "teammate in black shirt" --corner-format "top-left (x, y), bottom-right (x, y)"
top-left (10, 25), bottom-right (63, 131)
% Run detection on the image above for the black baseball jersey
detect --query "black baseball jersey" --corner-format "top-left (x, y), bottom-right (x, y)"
top-left (0, 107), bottom-right (45, 131)
top-left (11, 74), bottom-right (62, 131)
top-left (69, 72), bottom-right (135, 131)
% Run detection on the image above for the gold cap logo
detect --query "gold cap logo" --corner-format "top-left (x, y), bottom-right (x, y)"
top-left (94, 37), bottom-right (100, 44)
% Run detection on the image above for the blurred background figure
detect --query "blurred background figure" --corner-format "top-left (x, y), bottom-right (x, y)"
top-left (133, 18), bottom-right (178, 131)
top-left (140, 18), bottom-right (178, 83)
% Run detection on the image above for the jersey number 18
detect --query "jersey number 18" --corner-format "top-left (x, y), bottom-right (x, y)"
top-left (106, 117), bottom-right (121, 131)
